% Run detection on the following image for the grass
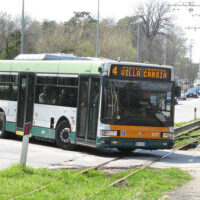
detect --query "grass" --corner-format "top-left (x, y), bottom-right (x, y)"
top-left (174, 118), bottom-right (200, 128)
top-left (174, 137), bottom-right (197, 149)
top-left (0, 165), bottom-right (191, 200)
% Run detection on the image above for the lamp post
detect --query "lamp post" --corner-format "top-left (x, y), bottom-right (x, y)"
top-left (21, 0), bottom-right (24, 54)
top-left (189, 39), bottom-right (194, 87)
top-left (163, 27), bottom-right (171, 65)
top-left (96, 0), bottom-right (100, 58)
top-left (163, 32), bottom-right (167, 65)
top-left (137, 13), bottom-right (145, 63)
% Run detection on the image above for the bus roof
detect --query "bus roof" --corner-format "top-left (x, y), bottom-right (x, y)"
top-left (0, 59), bottom-right (104, 74)
top-left (0, 54), bottom-right (173, 75)
top-left (14, 53), bottom-right (90, 61)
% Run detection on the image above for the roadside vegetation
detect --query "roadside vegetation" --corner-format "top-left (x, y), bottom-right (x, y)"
top-left (0, 164), bottom-right (191, 200)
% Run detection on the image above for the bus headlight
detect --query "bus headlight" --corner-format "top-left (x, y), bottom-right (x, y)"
top-left (101, 130), bottom-right (120, 136)
top-left (162, 132), bottom-right (174, 139)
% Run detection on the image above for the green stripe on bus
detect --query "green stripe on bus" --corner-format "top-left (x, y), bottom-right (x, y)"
top-left (5, 122), bottom-right (76, 143)
top-left (31, 126), bottom-right (76, 142)
top-left (31, 126), bottom-right (56, 139)
top-left (70, 132), bottom-right (76, 144)
top-left (5, 121), bottom-right (16, 133)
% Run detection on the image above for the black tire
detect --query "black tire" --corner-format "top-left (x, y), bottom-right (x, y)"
top-left (56, 121), bottom-right (75, 150)
top-left (117, 147), bottom-right (134, 154)
top-left (0, 112), bottom-right (7, 138)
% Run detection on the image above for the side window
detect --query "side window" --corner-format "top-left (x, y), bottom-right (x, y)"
top-left (35, 85), bottom-right (57, 105)
top-left (37, 76), bottom-right (57, 85)
top-left (58, 77), bottom-right (78, 86)
top-left (35, 75), bottom-right (78, 107)
top-left (0, 74), bottom-right (18, 101)
top-left (57, 87), bottom-right (78, 107)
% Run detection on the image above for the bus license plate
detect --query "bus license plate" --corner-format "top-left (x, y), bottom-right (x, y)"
top-left (135, 142), bottom-right (146, 147)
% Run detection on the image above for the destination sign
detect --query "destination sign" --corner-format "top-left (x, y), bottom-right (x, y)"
top-left (109, 64), bottom-right (171, 80)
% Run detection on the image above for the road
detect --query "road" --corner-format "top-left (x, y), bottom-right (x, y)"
top-left (0, 97), bottom-right (200, 171)
top-left (175, 97), bottom-right (200, 123)
top-left (0, 138), bottom-right (200, 171)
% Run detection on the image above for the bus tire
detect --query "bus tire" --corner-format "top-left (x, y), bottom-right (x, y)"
top-left (0, 112), bottom-right (7, 138)
top-left (56, 121), bottom-right (75, 150)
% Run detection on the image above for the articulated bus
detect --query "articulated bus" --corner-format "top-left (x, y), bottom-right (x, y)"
top-left (0, 54), bottom-right (180, 152)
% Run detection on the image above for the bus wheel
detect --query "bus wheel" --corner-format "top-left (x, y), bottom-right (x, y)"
top-left (117, 147), bottom-right (134, 154)
top-left (0, 112), bottom-right (6, 138)
top-left (56, 121), bottom-right (75, 150)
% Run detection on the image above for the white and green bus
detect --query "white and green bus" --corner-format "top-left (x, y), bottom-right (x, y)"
top-left (0, 54), bottom-right (180, 152)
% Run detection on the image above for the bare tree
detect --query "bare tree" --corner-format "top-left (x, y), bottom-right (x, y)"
top-left (36, 23), bottom-right (69, 53)
top-left (99, 19), bottom-right (136, 61)
top-left (136, 0), bottom-right (173, 62)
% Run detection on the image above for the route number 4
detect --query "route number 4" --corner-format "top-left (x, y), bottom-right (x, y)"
top-left (112, 66), bottom-right (118, 76)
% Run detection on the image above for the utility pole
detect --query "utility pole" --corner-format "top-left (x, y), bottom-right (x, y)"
top-left (96, 0), bottom-right (100, 58)
top-left (185, 26), bottom-right (200, 31)
top-left (169, 2), bottom-right (200, 87)
top-left (137, 13), bottom-right (145, 63)
top-left (163, 33), bottom-right (167, 65)
top-left (168, 1), bottom-right (200, 11)
top-left (169, 2), bottom-right (200, 31)
top-left (168, 1), bottom-right (200, 17)
top-left (189, 40), bottom-right (194, 87)
top-left (189, 40), bottom-right (193, 63)
top-left (21, 0), bottom-right (24, 54)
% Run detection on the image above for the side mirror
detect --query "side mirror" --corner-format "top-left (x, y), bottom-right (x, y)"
top-left (175, 86), bottom-right (181, 97)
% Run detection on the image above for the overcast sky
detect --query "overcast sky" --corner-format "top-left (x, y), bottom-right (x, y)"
top-left (0, 0), bottom-right (140, 21)
top-left (0, 0), bottom-right (200, 63)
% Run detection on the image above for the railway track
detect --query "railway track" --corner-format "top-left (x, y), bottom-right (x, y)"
top-left (174, 126), bottom-right (200, 140)
top-left (11, 150), bottom-right (141, 200)
top-left (87, 136), bottom-right (200, 198)
top-left (11, 125), bottom-right (200, 200)
top-left (174, 126), bottom-right (200, 149)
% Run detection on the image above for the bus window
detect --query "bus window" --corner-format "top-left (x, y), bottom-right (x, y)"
top-left (37, 76), bottom-right (57, 85)
top-left (58, 77), bottom-right (78, 86)
top-left (38, 86), bottom-right (51, 104)
top-left (35, 85), bottom-right (78, 107)
top-left (57, 87), bottom-right (77, 107)
top-left (0, 74), bottom-right (18, 101)
top-left (102, 79), bottom-right (173, 126)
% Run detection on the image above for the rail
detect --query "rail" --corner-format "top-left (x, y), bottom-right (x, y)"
top-left (88, 136), bottom-right (200, 198)
top-left (11, 121), bottom-right (200, 200)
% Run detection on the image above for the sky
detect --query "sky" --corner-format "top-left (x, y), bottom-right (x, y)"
top-left (0, 0), bottom-right (139, 22)
top-left (0, 0), bottom-right (200, 63)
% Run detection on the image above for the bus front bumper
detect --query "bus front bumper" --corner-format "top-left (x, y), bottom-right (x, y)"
top-left (96, 137), bottom-right (174, 149)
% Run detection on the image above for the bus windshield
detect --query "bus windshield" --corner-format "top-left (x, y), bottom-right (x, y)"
top-left (101, 78), bottom-right (174, 126)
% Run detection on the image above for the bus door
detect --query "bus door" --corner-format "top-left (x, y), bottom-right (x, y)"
top-left (16, 73), bottom-right (35, 134)
top-left (76, 76), bottom-right (100, 143)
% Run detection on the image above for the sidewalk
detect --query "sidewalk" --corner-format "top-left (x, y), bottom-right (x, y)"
top-left (161, 171), bottom-right (200, 200)
top-left (160, 146), bottom-right (200, 200)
